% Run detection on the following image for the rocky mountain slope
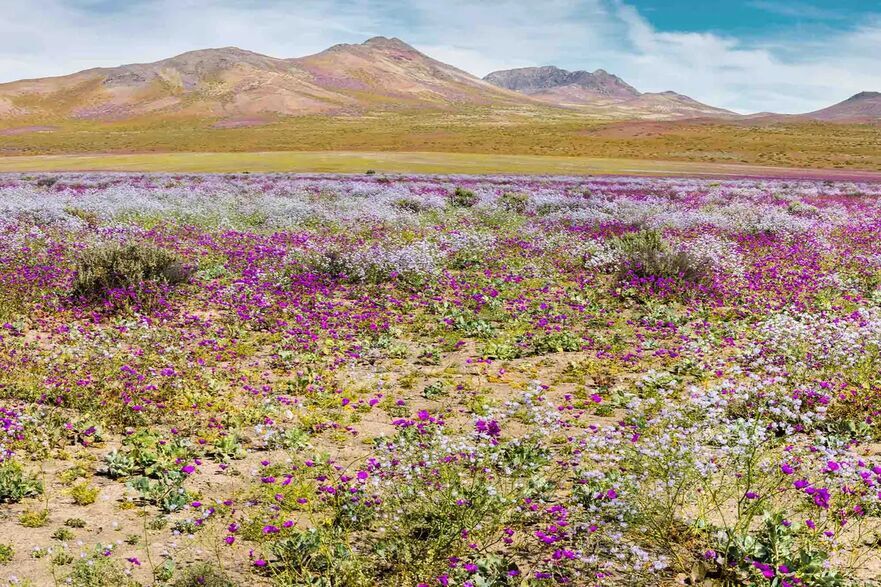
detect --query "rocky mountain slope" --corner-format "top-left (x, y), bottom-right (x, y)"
top-left (483, 65), bottom-right (737, 119)
top-left (484, 65), bottom-right (639, 99)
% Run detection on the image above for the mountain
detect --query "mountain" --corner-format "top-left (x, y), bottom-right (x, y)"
top-left (483, 65), bottom-right (639, 100)
top-left (0, 37), bottom-right (532, 123)
top-left (483, 65), bottom-right (737, 120)
top-left (802, 92), bottom-right (881, 122)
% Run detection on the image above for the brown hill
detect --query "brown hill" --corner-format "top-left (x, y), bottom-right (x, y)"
top-left (802, 92), bottom-right (881, 122)
top-left (0, 38), bottom-right (533, 122)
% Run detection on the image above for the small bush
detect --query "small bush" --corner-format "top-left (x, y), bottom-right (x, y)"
top-left (52, 550), bottom-right (75, 567)
top-left (532, 331), bottom-right (582, 354)
top-left (301, 247), bottom-right (356, 280)
top-left (707, 512), bottom-right (845, 585)
top-left (422, 381), bottom-right (446, 399)
top-left (19, 508), bottom-right (49, 528)
top-left (52, 527), bottom-right (75, 541)
top-left (0, 460), bottom-right (43, 503)
top-left (70, 482), bottom-right (99, 505)
top-left (172, 563), bottom-right (236, 587)
top-left (71, 243), bottom-right (190, 302)
top-left (611, 228), bottom-right (665, 255)
top-left (0, 544), bottom-right (13, 565)
top-left (535, 201), bottom-right (582, 216)
top-left (612, 229), bottom-right (709, 294)
top-left (65, 518), bottom-right (87, 528)
top-left (498, 191), bottom-right (529, 213)
top-left (66, 556), bottom-right (133, 587)
top-left (482, 341), bottom-right (522, 361)
top-left (64, 206), bottom-right (101, 227)
top-left (449, 187), bottom-right (478, 208)
top-left (393, 198), bottom-right (428, 213)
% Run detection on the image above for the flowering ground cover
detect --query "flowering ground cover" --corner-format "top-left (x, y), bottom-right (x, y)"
top-left (1, 172), bottom-right (881, 586)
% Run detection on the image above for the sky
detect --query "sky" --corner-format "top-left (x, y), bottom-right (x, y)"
top-left (1, 0), bottom-right (879, 114)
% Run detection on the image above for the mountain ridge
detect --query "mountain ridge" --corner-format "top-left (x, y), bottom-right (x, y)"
top-left (0, 38), bottom-right (539, 122)
top-left (483, 65), bottom-right (737, 119)
top-left (0, 37), bottom-right (877, 124)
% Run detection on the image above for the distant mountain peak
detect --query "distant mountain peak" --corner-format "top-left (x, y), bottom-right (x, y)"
top-left (805, 90), bottom-right (881, 121)
top-left (362, 36), bottom-right (416, 51)
top-left (484, 66), bottom-right (640, 100)
top-left (324, 36), bottom-right (420, 56)
top-left (846, 91), bottom-right (881, 101)
top-left (483, 65), bottom-right (737, 119)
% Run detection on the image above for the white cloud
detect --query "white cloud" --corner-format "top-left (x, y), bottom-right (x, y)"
top-left (0, 0), bottom-right (879, 114)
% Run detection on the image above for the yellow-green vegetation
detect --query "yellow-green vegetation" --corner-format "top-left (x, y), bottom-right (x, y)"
top-left (19, 508), bottom-right (49, 528)
top-left (0, 544), bottom-right (13, 565)
top-left (69, 482), bottom-right (99, 506)
top-left (2, 150), bottom-right (880, 177)
top-left (1, 110), bottom-right (881, 171)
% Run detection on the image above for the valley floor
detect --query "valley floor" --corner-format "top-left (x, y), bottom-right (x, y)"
top-left (2, 150), bottom-right (881, 179)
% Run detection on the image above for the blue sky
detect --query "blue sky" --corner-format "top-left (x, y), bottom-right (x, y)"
top-left (1, 0), bottom-right (880, 114)
top-left (635, 0), bottom-right (867, 34)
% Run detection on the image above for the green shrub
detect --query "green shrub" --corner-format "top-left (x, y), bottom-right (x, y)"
top-left (52, 527), bottom-right (75, 541)
top-left (301, 247), bottom-right (355, 280)
top-left (611, 228), bottom-right (665, 255)
top-left (52, 550), bottom-right (75, 567)
top-left (71, 243), bottom-right (190, 301)
top-left (482, 340), bottom-right (522, 361)
top-left (19, 508), bottom-right (49, 528)
top-left (70, 482), bottom-right (99, 505)
top-left (66, 555), bottom-right (133, 587)
top-left (448, 187), bottom-right (478, 208)
top-left (612, 229), bottom-right (708, 290)
top-left (422, 381), bottom-right (446, 399)
top-left (269, 528), bottom-right (366, 585)
top-left (498, 191), bottom-right (529, 213)
top-left (172, 562), bottom-right (236, 587)
top-left (532, 330), bottom-right (582, 354)
top-left (0, 544), bottom-right (13, 565)
top-left (707, 512), bottom-right (847, 586)
top-left (535, 201), bottom-right (581, 216)
top-left (64, 206), bottom-right (101, 227)
top-left (0, 460), bottom-right (43, 503)
top-left (393, 198), bottom-right (427, 213)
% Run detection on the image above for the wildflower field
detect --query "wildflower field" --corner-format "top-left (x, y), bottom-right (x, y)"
top-left (2, 172), bottom-right (881, 586)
